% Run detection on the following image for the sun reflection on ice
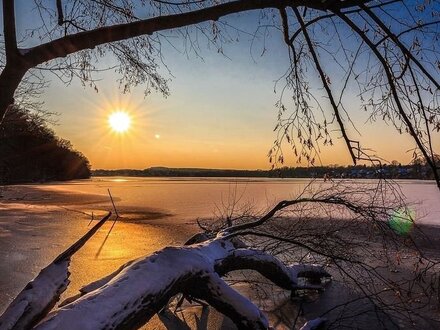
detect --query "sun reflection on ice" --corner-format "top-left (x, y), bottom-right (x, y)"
top-left (110, 178), bottom-right (129, 182)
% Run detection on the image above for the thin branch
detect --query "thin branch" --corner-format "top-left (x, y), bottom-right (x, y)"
top-left (289, 0), bottom-right (401, 43)
top-left (107, 188), bottom-right (119, 218)
top-left (360, 3), bottom-right (440, 90)
top-left (334, 9), bottom-right (440, 189)
top-left (292, 7), bottom-right (358, 164)
top-left (223, 195), bottom-right (390, 234)
top-left (56, 0), bottom-right (64, 26)
top-left (375, 20), bottom-right (440, 47)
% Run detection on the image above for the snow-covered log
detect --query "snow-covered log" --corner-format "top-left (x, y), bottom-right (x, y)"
top-left (215, 249), bottom-right (330, 291)
top-left (193, 272), bottom-right (269, 329)
top-left (299, 317), bottom-right (327, 330)
top-left (0, 213), bottom-right (111, 330)
top-left (35, 237), bottom-right (330, 330)
top-left (1, 194), bottom-right (344, 329)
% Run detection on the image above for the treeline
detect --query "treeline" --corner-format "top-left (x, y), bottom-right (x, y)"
top-left (0, 106), bottom-right (91, 184)
top-left (93, 164), bottom-right (434, 180)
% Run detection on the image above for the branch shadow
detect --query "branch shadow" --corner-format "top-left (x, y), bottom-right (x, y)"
top-left (94, 217), bottom-right (118, 259)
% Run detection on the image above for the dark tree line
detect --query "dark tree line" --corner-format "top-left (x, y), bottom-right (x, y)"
top-left (0, 106), bottom-right (91, 184)
top-left (93, 163), bottom-right (436, 180)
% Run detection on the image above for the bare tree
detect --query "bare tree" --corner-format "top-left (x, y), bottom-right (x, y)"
top-left (0, 1), bottom-right (439, 186)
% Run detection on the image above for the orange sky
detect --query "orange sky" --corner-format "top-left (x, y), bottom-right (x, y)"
top-left (47, 71), bottom-right (427, 170)
top-left (39, 18), bottom-right (437, 171)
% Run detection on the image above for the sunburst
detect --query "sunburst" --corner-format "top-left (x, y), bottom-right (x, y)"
top-left (108, 111), bottom-right (131, 133)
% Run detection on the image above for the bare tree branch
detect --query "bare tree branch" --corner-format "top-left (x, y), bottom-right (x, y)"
top-left (23, 0), bottom-right (369, 66)
top-left (359, 3), bottom-right (440, 90)
top-left (292, 7), bottom-right (358, 164)
top-left (333, 8), bottom-right (440, 188)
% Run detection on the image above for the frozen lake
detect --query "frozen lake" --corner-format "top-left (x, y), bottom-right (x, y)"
top-left (34, 176), bottom-right (440, 225)
top-left (0, 177), bottom-right (439, 323)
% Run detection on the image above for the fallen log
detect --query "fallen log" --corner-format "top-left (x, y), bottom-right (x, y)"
top-left (0, 212), bottom-right (112, 330)
top-left (34, 236), bottom-right (330, 330)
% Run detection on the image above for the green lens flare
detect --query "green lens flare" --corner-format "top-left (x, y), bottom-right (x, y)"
top-left (388, 208), bottom-right (415, 236)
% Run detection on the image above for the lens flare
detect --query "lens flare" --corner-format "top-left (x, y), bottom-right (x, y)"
top-left (389, 208), bottom-right (415, 236)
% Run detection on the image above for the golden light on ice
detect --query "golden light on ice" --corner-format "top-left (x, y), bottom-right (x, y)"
top-left (108, 111), bottom-right (131, 133)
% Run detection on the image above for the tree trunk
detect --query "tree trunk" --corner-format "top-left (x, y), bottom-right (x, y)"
top-left (0, 62), bottom-right (28, 123)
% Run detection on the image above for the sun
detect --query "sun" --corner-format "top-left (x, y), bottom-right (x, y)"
top-left (108, 111), bottom-right (131, 133)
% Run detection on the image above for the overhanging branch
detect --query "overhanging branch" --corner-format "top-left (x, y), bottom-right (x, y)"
top-left (359, 3), bottom-right (440, 90)
top-left (292, 7), bottom-right (358, 164)
top-left (23, 0), bottom-right (370, 66)
top-left (289, 0), bottom-right (401, 43)
top-left (334, 9), bottom-right (440, 189)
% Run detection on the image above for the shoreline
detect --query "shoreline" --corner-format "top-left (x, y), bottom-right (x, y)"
top-left (2, 175), bottom-right (438, 186)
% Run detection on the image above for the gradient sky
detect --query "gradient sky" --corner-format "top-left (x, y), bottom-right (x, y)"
top-left (10, 2), bottom-right (437, 170)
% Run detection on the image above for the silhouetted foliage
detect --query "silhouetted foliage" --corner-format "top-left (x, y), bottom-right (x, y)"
top-left (0, 106), bottom-right (91, 184)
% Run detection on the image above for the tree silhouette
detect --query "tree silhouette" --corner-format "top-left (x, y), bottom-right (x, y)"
top-left (0, 106), bottom-right (91, 183)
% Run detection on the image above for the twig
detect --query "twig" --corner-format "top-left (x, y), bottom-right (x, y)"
top-left (95, 190), bottom-right (120, 258)
top-left (107, 188), bottom-right (119, 218)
